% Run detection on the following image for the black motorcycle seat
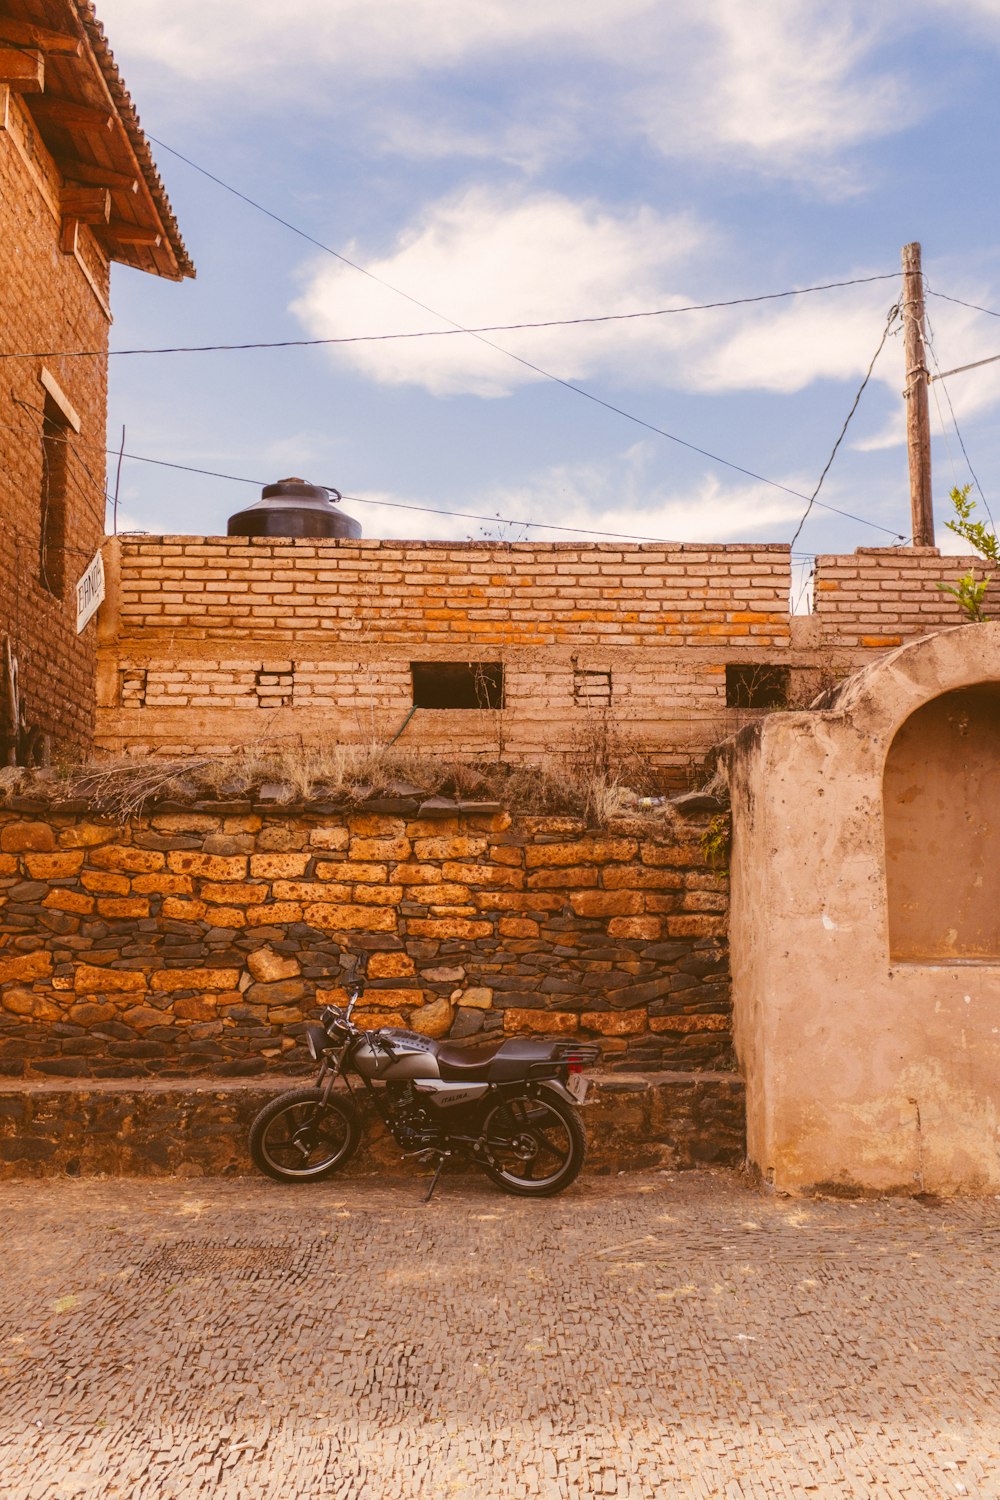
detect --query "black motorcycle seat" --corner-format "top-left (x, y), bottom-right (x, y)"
top-left (436, 1035), bottom-right (565, 1082)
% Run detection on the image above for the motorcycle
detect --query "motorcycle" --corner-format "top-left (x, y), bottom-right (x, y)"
top-left (248, 978), bottom-right (601, 1199)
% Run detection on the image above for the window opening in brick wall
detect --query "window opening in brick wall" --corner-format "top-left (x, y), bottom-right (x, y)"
top-left (411, 661), bottom-right (504, 710)
top-left (725, 664), bottom-right (790, 709)
top-left (38, 394), bottom-right (72, 597)
top-left (573, 668), bottom-right (612, 707)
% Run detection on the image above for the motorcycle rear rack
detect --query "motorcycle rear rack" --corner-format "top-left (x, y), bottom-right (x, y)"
top-left (552, 1041), bottom-right (602, 1068)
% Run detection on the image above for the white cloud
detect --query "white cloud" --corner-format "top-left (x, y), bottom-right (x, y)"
top-left (98, 0), bottom-right (914, 180)
top-left (346, 446), bottom-right (805, 544)
top-left (290, 184), bottom-right (909, 403)
top-left (290, 188), bottom-right (712, 397)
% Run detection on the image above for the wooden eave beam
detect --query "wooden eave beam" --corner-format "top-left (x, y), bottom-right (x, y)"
top-left (60, 185), bottom-right (110, 223)
top-left (106, 220), bottom-right (161, 246)
top-left (0, 47), bottom-right (43, 92)
top-left (0, 18), bottom-right (81, 56)
top-left (30, 94), bottom-right (112, 132)
top-left (57, 155), bottom-right (139, 193)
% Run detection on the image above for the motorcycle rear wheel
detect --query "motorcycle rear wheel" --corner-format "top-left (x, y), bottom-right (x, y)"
top-left (249, 1087), bottom-right (360, 1183)
top-left (480, 1091), bottom-right (586, 1197)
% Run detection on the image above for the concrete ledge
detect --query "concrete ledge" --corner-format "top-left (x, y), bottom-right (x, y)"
top-left (0, 1071), bottom-right (745, 1178)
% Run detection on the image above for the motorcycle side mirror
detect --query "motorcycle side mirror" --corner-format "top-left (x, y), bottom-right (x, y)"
top-left (345, 981), bottom-right (363, 1020)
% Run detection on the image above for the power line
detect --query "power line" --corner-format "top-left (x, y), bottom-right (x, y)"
top-left (0, 274), bottom-right (901, 361)
top-left (923, 320), bottom-right (996, 532)
top-left (100, 441), bottom-right (904, 546)
top-left (927, 288), bottom-right (1000, 320)
top-left (145, 136), bottom-right (906, 528)
top-left (789, 304), bottom-right (903, 550)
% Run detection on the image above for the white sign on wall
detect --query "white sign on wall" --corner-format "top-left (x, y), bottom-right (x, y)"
top-left (75, 549), bottom-right (105, 634)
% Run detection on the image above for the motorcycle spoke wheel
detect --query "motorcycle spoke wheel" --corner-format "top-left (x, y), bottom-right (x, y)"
top-left (481, 1093), bottom-right (586, 1198)
top-left (249, 1088), bottom-right (360, 1183)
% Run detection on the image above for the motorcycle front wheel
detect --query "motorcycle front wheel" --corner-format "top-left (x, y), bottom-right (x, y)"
top-left (249, 1087), bottom-right (360, 1183)
top-left (480, 1091), bottom-right (586, 1197)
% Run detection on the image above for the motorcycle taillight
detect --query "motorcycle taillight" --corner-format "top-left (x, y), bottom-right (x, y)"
top-left (568, 1062), bottom-right (583, 1074)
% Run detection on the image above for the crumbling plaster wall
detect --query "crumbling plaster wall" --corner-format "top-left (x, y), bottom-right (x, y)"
top-left (93, 538), bottom-right (979, 782)
top-left (727, 623), bottom-right (1000, 1195)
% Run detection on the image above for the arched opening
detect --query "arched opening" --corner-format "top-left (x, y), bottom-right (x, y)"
top-left (884, 682), bottom-right (1000, 961)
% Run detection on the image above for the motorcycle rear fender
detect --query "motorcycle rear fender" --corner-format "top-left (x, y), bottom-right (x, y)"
top-left (534, 1079), bottom-right (577, 1109)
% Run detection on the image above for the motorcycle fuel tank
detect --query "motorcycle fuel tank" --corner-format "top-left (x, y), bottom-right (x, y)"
top-left (352, 1029), bottom-right (441, 1081)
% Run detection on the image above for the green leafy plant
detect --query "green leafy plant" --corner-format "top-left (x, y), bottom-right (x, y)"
top-left (701, 810), bottom-right (732, 871)
top-left (937, 485), bottom-right (997, 621)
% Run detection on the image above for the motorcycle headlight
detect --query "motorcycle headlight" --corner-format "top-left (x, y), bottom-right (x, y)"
top-left (305, 1024), bottom-right (328, 1062)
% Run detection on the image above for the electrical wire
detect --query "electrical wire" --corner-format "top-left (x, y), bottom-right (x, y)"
top-left (96, 441), bottom-right (902, 548)
top-left (789, 304), bottom-right (902, 550)
top-left (0, 274), bottom-right (902, 361)
top-left (927, 288), bottom-right (1000, 320)
top-left (142, 136), bottom-right (908, 529)
top-left (923, 320), bottom-right (996, 532)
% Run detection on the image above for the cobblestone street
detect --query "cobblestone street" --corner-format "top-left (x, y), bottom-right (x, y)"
top-left (0, 1168), bottom-right (998, 1499)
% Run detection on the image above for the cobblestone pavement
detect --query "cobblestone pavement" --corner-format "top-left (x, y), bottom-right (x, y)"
top-left (0, 1169), bottom-right (998, 1499)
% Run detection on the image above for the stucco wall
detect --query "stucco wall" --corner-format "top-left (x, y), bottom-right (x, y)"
top-left (727, 623), bottom-right (1000, 1195)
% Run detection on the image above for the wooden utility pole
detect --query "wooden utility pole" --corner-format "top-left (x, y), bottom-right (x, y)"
top-left (901, 241), bottom-right (934, 546)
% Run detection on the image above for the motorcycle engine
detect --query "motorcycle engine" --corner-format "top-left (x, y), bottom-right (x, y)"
top-left (384, 1082), bottom-right (438, 1148)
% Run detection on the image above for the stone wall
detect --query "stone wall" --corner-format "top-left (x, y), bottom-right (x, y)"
top-left (94, 537), bottom-right (981, 785)
top-left (0, 1072), bottom-right (746, 1178)
top-left (0, 84), bottom-right (111, 757)
top-left (0, 798), bottom-right (730, 1080)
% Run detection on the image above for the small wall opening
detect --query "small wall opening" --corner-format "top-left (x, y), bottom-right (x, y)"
top-left (884, 682), bottom-right (1000, 962)
top-left (573, 668), bottom-right (612, 707)
top-left (39, 396), bottom-right (72, 597)
top-left (725, 664), bottom-right (789, 709)
top-left (411, 661), bottom-right (504, 710)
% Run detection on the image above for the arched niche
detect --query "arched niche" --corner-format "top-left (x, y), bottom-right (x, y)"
top-left (884, 682), bottom-right (1000, 962)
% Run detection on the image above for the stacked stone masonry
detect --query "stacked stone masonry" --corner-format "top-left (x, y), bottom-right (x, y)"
top-left (95, 538), bottom-right (982, 782)
top-left (0, 802), bottom-right (731, 1080)
top-left (0, 85), bottom-right (111, 756)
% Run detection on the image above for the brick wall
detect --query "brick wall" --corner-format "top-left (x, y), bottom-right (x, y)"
top-left (0, 800), bottom-right (730, 1079)
top-left (812, 547), bottom-right (981, 646)
top-left (95, 537), bottom-right (981, 781)
top-left (0, 87), bottom-right (111, 757)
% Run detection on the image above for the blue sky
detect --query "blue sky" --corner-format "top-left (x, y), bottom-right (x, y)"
top-left (95, 0), bottom-right (1000, 565)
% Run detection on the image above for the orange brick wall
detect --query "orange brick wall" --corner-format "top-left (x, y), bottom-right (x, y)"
top-left (812, 547), bottom-right (982, 646)
top-left (95, 537), bottom-right (981, 781)
top-left (0, 87), bottom-right (110, 756)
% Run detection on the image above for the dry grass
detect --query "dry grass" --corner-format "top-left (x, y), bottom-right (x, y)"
top-left (1, 731), bottom-right (681, 829)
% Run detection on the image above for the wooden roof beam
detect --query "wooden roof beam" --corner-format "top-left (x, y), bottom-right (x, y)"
top-left (107, 220), bottom-right (161, 246)
top-left (0, 18), bottom-right (82, 56)
top-left (58, 156), bottom-right (139, 193)
top-left (60, 186), bottom-right (110, 224)
top-left (0, 47), bottom-right (43, 92)
top-left (31, 94), bottom-right (113, 132)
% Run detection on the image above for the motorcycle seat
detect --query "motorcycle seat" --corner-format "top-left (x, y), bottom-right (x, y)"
top-left (436, 1035), bottom-right (567, 1082)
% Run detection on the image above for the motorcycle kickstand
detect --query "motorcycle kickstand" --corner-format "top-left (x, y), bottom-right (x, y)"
top-left (423, 1150), bottom-right (451, 1203)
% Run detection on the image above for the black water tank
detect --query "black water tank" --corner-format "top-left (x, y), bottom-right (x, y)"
top-left (227, 478), bottom-right (362, 539)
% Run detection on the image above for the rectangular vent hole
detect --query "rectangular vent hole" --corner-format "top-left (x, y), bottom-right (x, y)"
top-left (725, 664), bottom-right (790, 709)
top-left (411, 662), bottom-right (504, 710)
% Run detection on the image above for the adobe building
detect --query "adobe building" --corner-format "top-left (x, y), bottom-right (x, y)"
top-left (727, 623), bottom-right (1000, 1195)
top-left (0, 0), bottom-right (192, 763)
top-left (94, 504), bottom-right (979, 783)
